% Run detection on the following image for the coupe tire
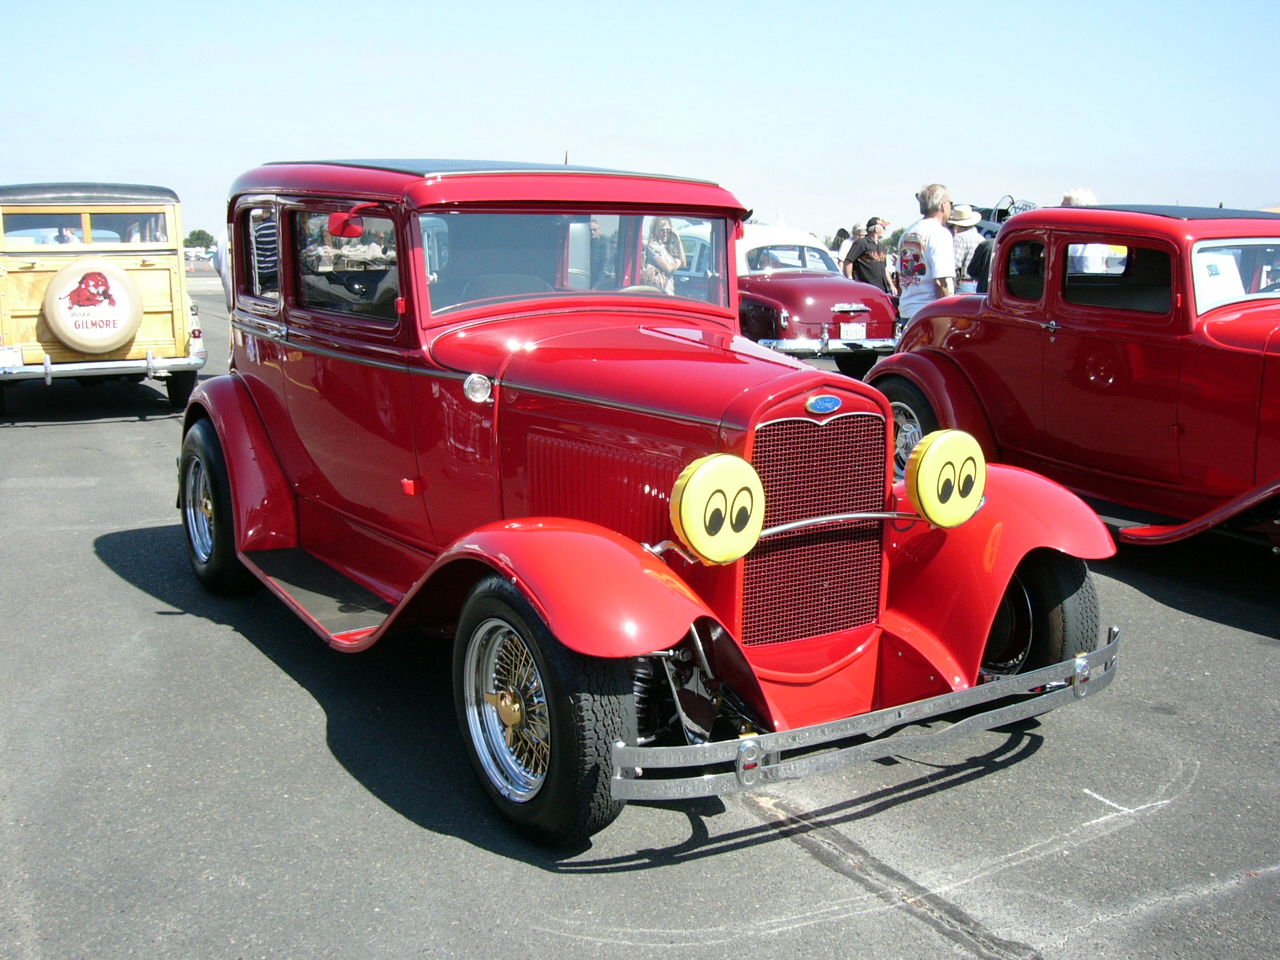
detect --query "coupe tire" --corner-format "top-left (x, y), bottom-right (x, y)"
top-left (876, 376), bottom-right (939, 479)
top-left (179, 418), bottom-right (259, 595)
top-left (167, 371), bottom-right (197, 409)
top-left (981, 550), bottom-right (1100, 681)
top-left (453, 575), bottom-right (633, 847)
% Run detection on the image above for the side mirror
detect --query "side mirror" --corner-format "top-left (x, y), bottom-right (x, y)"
top-left (328, 211), bottom-right (364, 239)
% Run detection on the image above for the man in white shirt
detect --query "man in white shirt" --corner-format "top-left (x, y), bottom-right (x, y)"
top-left (897, 183), bottom-right (956, 321)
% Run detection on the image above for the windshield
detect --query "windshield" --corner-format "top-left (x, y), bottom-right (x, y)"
top-left (1191, 238), bottom-right (1280, 313)
top-left (418, 212), bottom-right (730, 315)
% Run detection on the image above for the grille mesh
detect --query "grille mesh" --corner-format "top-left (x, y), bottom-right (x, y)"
top-left (742, 414), bottom-right (886, 646)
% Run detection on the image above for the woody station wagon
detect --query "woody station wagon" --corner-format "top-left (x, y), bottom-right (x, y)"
top-left (0, 183), bottom-right (205, 413)
top-left (178, 159), bottom-right (1119, 845)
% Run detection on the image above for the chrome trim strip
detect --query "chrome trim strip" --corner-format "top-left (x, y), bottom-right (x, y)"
top-left (760, 511), bottom-right (922, 537)
top-left (611, 632), bottom-right (1120, 800)
top-left (499, 381), bottom-right (731, 430)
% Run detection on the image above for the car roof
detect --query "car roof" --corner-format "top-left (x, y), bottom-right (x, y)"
top-left (230, 160), bottom-right (746, 216)
top-left (0, 183), bottom-right (180, 205)
top-left (1003, 204), bottom-right (1280, 242)
top-left (740, 224), bottom-right (830, 250)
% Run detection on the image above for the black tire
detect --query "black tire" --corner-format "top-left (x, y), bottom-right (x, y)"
top-left (0, 382), bottom-right (7, 416)
top-left (167, 371), bottom-right (198, 409)
top-left (981, 550), bottom-right (1100, 680)
top-left (835, 352), bottom-right (877, 380)
top-left (453, 575), bottom-right (633, 847)
top-left (875, 375), bottom-right (940, 479)
top-left (179, 418), bottom-right (259, 595)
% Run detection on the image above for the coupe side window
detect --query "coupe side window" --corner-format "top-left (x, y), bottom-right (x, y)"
top-left (1062, 244), bottom-right (1171, 314)
top-left (293, 210), bottom-right (399, 322)
top-left (1004, 240), bottom-right (1045, 301)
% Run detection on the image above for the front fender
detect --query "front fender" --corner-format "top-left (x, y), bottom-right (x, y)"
top-left (868, 350), bottom-right (998, 459)
top-left (424, 518), bottom-right (715, 658)
top-left (885, 464), bottom-right (1114, 682)
top-left (184, 375), bottom-right (297, 553)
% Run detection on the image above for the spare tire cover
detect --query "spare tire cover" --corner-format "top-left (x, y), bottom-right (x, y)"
top-left (42, 258), bottom-right (144, 354)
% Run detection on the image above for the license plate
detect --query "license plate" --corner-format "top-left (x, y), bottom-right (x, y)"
top-left (0, 347), bottom-right (23, 368)
top-left (840, 323), bottom-right (867, 340)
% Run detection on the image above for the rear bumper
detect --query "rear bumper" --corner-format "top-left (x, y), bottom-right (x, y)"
top-left (759, 336), bottom-right (896, 357)
top-left (0, 348), bottom-right (206, 384)
top-left (611, 630), bottom-right (1119, 800)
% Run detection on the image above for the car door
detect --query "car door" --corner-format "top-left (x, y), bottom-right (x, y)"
top-left (960, 230), bottom-right (1049, 456)
top-left (1040, 235), bottom-right (1181, 483)
top-left (279, 204), bottom-right (433, 544)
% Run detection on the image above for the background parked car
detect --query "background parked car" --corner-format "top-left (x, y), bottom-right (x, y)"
top-left (868, 203), bottom-right (1280, 549)
top-left (0, 182), bottom-right (205, 412)
top-left (709, 223), bottom-right (897, 378)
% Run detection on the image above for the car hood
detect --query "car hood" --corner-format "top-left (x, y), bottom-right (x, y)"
top-left (429, 311), bottom-right (828, 427)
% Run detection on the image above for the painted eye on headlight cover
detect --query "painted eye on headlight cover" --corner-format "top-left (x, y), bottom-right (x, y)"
top-left (670, 454), bottom-right (766, 564)
top-left (904, 429), bottom-right (986, 528)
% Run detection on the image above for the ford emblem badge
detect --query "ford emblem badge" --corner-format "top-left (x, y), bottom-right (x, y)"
top-left (806, 395), bottom-right (842, 414)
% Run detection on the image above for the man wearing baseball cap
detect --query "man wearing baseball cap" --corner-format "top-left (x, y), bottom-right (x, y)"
top-left (842, 216), bottom-right (896, 294)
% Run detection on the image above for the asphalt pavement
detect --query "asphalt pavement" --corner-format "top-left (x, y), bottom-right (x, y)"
top-left (0, 276), bottom-right (1276, 959)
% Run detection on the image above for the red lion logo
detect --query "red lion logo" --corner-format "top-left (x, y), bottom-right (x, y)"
top-left (61, 272), bottom-right (116, 309)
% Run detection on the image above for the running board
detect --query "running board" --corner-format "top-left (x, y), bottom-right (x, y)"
top-left (243, 548), bottom-right (393, 649)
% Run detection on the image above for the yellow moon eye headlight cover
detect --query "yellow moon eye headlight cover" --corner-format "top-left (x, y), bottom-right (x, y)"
top-left (904, 430), bottom-right (986, 528)
top-left (670, 454), bottom-right (766, 564)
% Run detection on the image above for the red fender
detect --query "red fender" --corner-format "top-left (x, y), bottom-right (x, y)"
top-left (185, 375), bottom-right (297, 553)
top-left (868, 351), bottom-right (998, 460)
top-left (424, 518), bottom-right (716, 658)
top-left (883, 464), bottom-right (1114, 684)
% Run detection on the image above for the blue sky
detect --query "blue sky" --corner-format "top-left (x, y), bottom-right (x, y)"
top-left (5, 0), bottom-right (1277, 239)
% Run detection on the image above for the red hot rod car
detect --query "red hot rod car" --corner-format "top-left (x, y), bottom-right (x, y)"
top-left (869, 204), bottom-right (1280, 549)
top-left (179, 159), bottom-right (1118, 845)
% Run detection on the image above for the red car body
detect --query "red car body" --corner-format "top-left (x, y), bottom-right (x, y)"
top-left (178, 160), bottom-right (1117, 844)
top-left (869, 204), bottom-right (1280, 547)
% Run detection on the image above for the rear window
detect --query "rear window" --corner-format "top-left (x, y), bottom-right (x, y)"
top-left (1062, 243), bottom-right (1171, 314)
top-left (1, 210), bottom-right (168, 246)
top-left (418, 212), bottom-right (731, 315)
top-left (743, 244), bottom-right (839, 273)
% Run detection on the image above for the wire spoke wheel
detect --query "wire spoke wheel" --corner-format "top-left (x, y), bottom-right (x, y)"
top-left (464, 617), bottom-right (551, 801)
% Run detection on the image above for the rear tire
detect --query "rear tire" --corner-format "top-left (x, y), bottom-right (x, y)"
top-left (453, 575), bottom-right (633, 846)
top-left (982, 550), bottom-right (1100, 680)
top-left (179, 418), bottom-right (259, 595)
top-left (876, 376), bottom-right (939, 479)
top-left (835, 353), bottom-right (877, 379)
top-left (167, 371), bottom-right (197, 409)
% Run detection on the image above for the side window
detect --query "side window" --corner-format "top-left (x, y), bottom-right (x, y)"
top-left (1062, 243), bottom-right (1171, 314)
top-left (1004, 240), bottom-right (1045, 301)
top-left (293, 210), bottom-right (399, 321)
top-left (243, 207), bottom-right (279, 300)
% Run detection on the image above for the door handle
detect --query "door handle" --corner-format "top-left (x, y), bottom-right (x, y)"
top-left (1040, 319), bottom-right (1060, 332)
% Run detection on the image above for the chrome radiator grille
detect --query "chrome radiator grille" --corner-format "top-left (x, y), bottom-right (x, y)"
top-left (742, 413), bottom-right (887, 646)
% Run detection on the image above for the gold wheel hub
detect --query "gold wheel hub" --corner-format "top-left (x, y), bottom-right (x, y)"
top-left (486, 689), bottom-right (525, 745)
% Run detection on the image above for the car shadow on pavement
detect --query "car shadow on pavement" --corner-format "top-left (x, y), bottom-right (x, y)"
top-left (96, 522), bottom-right (1051, 870)
top-left (1091, 534), bottom-right (1280, 639)
top-left (1, 377), bottom-right (182, 423)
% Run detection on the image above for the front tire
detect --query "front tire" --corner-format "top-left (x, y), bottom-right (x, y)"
top-left (876, 376), bottom-right (939, 479)
top-left (453, 576), bottom-right (632, 846)
top-left (981, 550), bottom-right (1100, 681)
top-left (179, 418), bottom-right (259, 595)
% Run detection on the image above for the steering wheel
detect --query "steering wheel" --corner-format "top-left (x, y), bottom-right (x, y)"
top-left (618, 285), bottom-right (666, 294)
top-left (1259, 280), bottom-right (1280, 294)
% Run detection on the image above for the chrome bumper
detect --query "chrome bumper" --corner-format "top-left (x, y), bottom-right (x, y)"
top-left (611, 630), bottom-right (1119, 801)
top-left (758, 336), bottom-right (896, 357)
top-left (0, 349), bottom-right (206, 384)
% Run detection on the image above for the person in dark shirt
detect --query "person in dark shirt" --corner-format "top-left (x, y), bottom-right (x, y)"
top-left (842, 217), bottom-right (896, 294)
